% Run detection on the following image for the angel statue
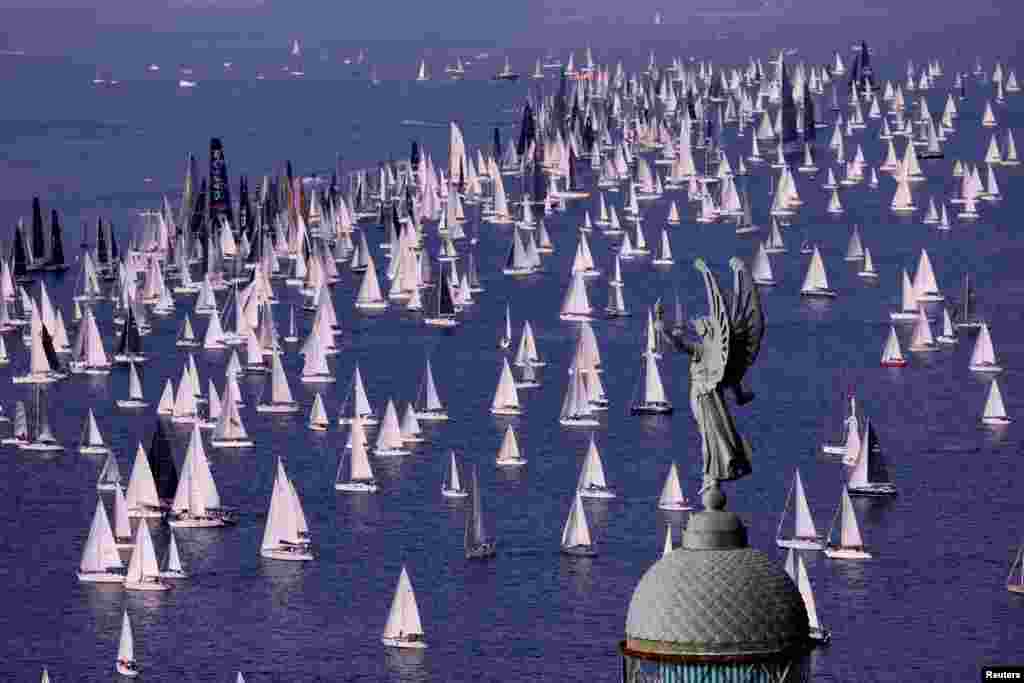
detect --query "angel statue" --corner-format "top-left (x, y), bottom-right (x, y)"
top-left (667, 257), bottom-right (765, 510)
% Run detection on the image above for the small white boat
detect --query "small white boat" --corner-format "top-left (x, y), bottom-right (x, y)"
top-left (381, 566), bottom-right (427, 648)
top-left (124, 517), bottom-right (171, 591)
top-left (1007, 541), bottom-right (1024, 594)
top-left (441, 451), bottom-right (469, 498)
top-left (261, 458), bottom-right (314, 561)
top-left (308, 393), bottom-right (329, 431)
top-left (77, 499), bottom-right (126, 583)
top-left (495, 424), bottom-right (527, 466)
top-left (577, 434), bottom-right (615, 499)
top-left (982, 379), bottom-right (1011, 426)
top-left (968, 323), bottom-right (1002, 373)
top-left (936, 308), bottom-right (957, 344)
top-left (907, 306), bottom-right (939, 352)
top-left (846, 418), bottom-right (897, 496)
top-left (116, 610), bottom-right (140, 677)
top-left (159, 530), bottom-right (189, 579)
top-left (800, 247), bottom-right (837, 297)
top-left (889, 270), bottom-right (921, 321)
top-left (116, 362), bottom-right (149, 409)
top-left (776, 469), bottom-right (824, 550)
top-left (824, 487), bottom-right (872, 559)
top-left (490, 358), bottom-right (522, 416)
top-left (631, 350), bottom-right (672, 414)
top-left (657, 462), bottom-right (692, 511)
top-left (414, 359), bottom-right (449, 421)
top-left (256, 353), bottom-right (300, 413)
top-left (335, 418), bottom-right (379, 493)
top-left (96, 452), bottom-right (123, 492)
top-left (857, 247), bottom-right (878, 279)
top-left (880, 326), bottom-right (907, 367)
top-left (78, 409), bottom-right (110, 455)
top-left (561, 492), bottom-right (597, 557)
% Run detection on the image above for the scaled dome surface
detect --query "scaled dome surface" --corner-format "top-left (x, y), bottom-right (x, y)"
top-left (625, 546), bottom-right (809, 658)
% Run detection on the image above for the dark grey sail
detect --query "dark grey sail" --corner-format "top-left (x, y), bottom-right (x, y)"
top-left (148, 420), bottom-right (179, 503)
top-left (464, 466), bottom-right (496, 559)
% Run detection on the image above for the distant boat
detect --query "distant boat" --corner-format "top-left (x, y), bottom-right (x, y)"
top-left (657, 462), bottom-right (691, 511)
top-left (495, 424), bottom-right (527, 466)
top-left (561, 492), bottom-right (596, 557)
top-left (335, 417), bottom-right (378, 492)
top-left (789, 551), bottom-right (831, 643)
top-left (96, 452), bottom-right (123, 492)
top-left (846, 418), bottom-right (897, 496)
top-left (631, 350), bottom-right (672, 414)
top-left (465, 466), bottom-right (497, 559)
top-left (776, 469), bottom-right (823, 550)
top-left (890, 270), bottom-right (921, 321)
top-left (160, 530), bottom-right (188, 579)
top-left (800, 247), bottom-right (836, 297)
top-left (116, 610), bottom-right (139, 677)
top-left (494, 56), bottom-right (519, 81)
top-left (77, 499), bottom-right (126, 583)
top-left (880, 326), bottom-right (907, 367)
top-left (560, 365), bottom-right (600, 427)
top-left (441, 451), bottom-right (468, 498)
top-left (577, 434), bottom-right (615, 499)
top-left (78, 409), bottom-right (110, 455)
top-left (382, 566), bottom-right (427, 648)
top-left (124, 515), bottom-right (170, 591)
top-left (490, 358), bottom-right (521, 416)
top-left (499, 304), bottom-right (512, 349)
top-left (21, 386), bottom-right (63, 452)
top-left (416, 59), bottom-right (428, 82)
top-left (177, 79), bottom-right (197, 89)
top-left (824, 487), bottom-right (872, 559)
top-left (260, 458), bottom-right (314, 561)
top-left (981, 379), bottom-right (1011, 426)
top-left (952, 273), bottom-right (984, 330)
top-left (968, 323), bottom-right (1001, 373)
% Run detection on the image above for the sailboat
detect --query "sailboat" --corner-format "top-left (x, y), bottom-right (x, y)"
top-left (441, 451), bottom-right (468, 498)
top-left (256, 353), bottom-right (299, 413)
top-left (561, 492), bottom-right (597, 557)
top-left (97, 452), bottom-right (123, 491)
top-left (308, 393), bottom-right (329, 431)
top-left (490, 358), bottom-right (521, 415)
top-left (658, 462), bottom-right (692, 510)
top-left (577, 434), bottom-right (614, 499)
top-left (912, 249), bottom-right (944, 302)
top-left (968, 323), bottom-right (1001, 373)
top-left (168, 425), bottom-right (233, 527)
top-left (936, 308), bottom-right (957, 344)
top-left (160, 530), bottom-right (188, 579)
top-left (211, 379), bottom-right (253, 447)
top-left (423, 265), bottom-right (459, 327)
top-left (465, 466), bottom-right (497, 559)
top-left (284, 305), bottom-right (299, 342)
top-left (982, 379), bottom-right (1011, 425)
top-left (116, 610), bottom-right (139, 677)
top-left (415, 59), bottom-right (428, 82)
top-left (795, 553), bottom-right (831, 643)
top-left (261, 458), bottom-right (314, 560)
top-left (124, 517), bottom-right (170, 591)
top-left (953, 273), bottom-right (984, 330)
top-left (113, 306), bottom-right (145, 364)
top-left (560, 365), bottom-right (600, 427)
top-left (752, 242), bottom-right (776, 286)
top-left (414, 358), bottom-right (448, 421)
top-left (908, 306), bottom-right (939, 352)
top-left (335, 417), bottom-right (378, 492)
top-left (631, 350), bottom-right (672, 414)
top-left (77, 499), bottom-right (126, 583)
top-left (78, 409), bottom-right (110, 454)
top-left (381, 566), bottom-right (427, 648)
top-left (373, 400), bottom-right (409, 456)
top-left (176, 315), bottom-right (199, 348)
top-left (21, 387), bottom-right (63, 452)
top-left (499, 304), bottom-right (512, 349)
top-left (652, 228), bottom-right (674, 266)
top-left (800, 247), bottom-right (836, 297)
top-left (890, 270), bottom-right (922, 321)
top-left (880, 326), bottom-right (907, 367)
top-left (338, 364), bottom-right (377, 425)
top-left (495, 424), bottom-right (527, 466)
top-left (847, 418), bottom-right (897, 496)
top-left (823, 487), bottom-right (872, 559)
top-left (857, 247), bottom-right (878, 279)
top-left (776, 469), bottom-right (823, 550)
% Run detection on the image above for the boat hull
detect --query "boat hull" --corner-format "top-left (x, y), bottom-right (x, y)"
top-left (117, 661), bottom-right (139, 677)
top-left (559, 417), bottom-right (601, 427)
top-left (1007, 584), bottom-right (1024, 594)
top-left (848, 484), bottom-right (898, 496)
top-left (579, 487), bottom-right (616, 500)
top-left (983, 416), bottom-right (1012, 426)
top-left (335, 482), bottom-right (379, 493)
top-left (889, 311), bottom-right (921, 321)
top-left (969, 363), bottom-right (1003, 374)
top-left (256, 403), bottom-right (300, 414)
top-left (20, 442), bottom-right (64, 452)
top-left (561, 544), bottom-right (597, 557)
top-left (261, 548), bottom-right (314, 561)
top-left (810, 628), bottom-right (832, 644)
top-left (490, 407), bottom-right (521, 416)
top-left (776, 538), bottom-right (825, 551)
top-left (801, 289), bottom-right (837, 298)
top-left (159, 570), bottom-right (188, 579)
top-left (441, 488), bottom-right (468, 498)
top-left (415, 411), bottom-right (449, 422)
top-left (373, 447), bottom-right (410, 457)
top-left (79, 445), bottom-right (111, 455)
top-left (659, 501), bottom-right (693, 511)
top-left (496, 458), bottom-right (527, 467)
top-left (124, 579), bottom-right (171, 591)
top-left (381, 637), bottom-right (427, 649)
top-left (127, 507), bottom-right (165, 519)
top-left (631, 404), bottom-right (673, 415)
top-left (210, 439), bottom-right (255, 448)
top-left (116, 400), bottom-right (149, 409)
top-left (77, 571), bottom-right (126, 583)
top-left (824, 547), bottom-right (872, 559)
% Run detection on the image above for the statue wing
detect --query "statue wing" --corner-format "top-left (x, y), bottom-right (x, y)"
top-left (723, 257), bottom-right (765, 388)
top-left (694, 258), bottom-right (730, 394)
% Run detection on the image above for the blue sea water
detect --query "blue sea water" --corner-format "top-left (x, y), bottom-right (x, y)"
top-left (0, 30), bottom-right (1022, 683)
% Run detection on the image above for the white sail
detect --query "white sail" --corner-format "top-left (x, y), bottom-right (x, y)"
top-left (118, 610), bottom-right (135, 664)
top-left (79, 499), bottom-right (123, 573)
top-left (577, 434), bottom-right (609, 490)
top-left (490, 358), bottom-right (521, 413)
top-left (912, 249), bottom-right (941, 299)
top-left (801, 247), bottom-right (831, 293)
top-left (125, 444), bottom-right (161, 513)
top-left (796, 554), bottom-right (824, 633)
top-left (881, 326), bottom-right (904, 365)
top-left (127, 362), bottom-right (144, 400)
top-left (983, 379), bottom-right (1009, 422)
top-left (561, 492), bottom-right (593, 549)
top-left (495, 424), bottom-right (525, 465)
top-left (124, 515), bottom-right (162, 585)
top-left (969, 323), bottom-right (998, 368)
top-left (269, 353), bottom-right (296, 405)
top-left (348, 418), bottom-right (375, 482)
top-left (659, 462), bottom-right (685, 507)
top-left (382, 566), bottom-right (425, 641)
top-left (374, 400), bottom-right (407, 454)
top-left (641, 350), bottom-right (668, 404)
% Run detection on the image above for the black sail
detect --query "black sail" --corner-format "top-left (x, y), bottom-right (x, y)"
top-left (148, 420), bottom-right (179, 502)
top-left (30, 197), bottom-right (46, 264)
top-left (49, 209), bottom-right (66, 270)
